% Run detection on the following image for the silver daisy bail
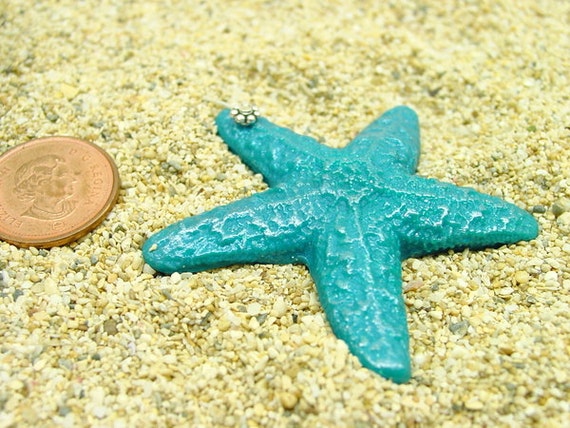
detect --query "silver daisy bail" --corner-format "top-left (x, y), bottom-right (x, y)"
top-left (230, 104), bottom-right (260, 126)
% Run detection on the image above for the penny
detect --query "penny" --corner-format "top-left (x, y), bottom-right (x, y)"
top-left (0, 136), bottom-right (120, 248)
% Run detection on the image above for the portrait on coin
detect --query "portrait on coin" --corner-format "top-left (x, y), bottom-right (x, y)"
top-left (14, 154), bottom-right (78, 220)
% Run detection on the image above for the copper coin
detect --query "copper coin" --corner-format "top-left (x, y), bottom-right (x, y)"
top-left (0, 136), bottom-right (120, 248)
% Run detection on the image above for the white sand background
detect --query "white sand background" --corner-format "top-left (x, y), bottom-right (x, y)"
top-left (1, 0), bottom-right (569, 426)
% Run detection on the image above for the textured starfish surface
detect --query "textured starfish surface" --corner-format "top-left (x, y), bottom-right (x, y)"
top-left (143, 106), bottom-right (538, 383)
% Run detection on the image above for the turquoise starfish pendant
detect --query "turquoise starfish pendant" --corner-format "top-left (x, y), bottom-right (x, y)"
top-left (143, 106), bottom-right (538, 383)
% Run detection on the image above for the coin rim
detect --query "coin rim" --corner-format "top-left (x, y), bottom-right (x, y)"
top-left (0, 136), bottom-right (120, 248)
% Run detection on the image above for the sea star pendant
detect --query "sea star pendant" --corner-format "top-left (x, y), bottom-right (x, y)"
top-left (143, 106), bottom-right (538, 383)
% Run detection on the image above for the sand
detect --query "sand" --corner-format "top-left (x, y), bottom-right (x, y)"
top-left (1, 0), bottom-right (569, 426)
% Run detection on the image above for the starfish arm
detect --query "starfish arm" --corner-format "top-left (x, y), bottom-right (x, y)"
top-left (307, 201), bottom-right (411, 383)
top-left (393, 176), bottom-right (539, 258)
top-left (216, 109), bottom-right (330, 186)
top-left (345, 106), bottom-right (420, 174)
top-left (142, 188), bottom-right (314, 274)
